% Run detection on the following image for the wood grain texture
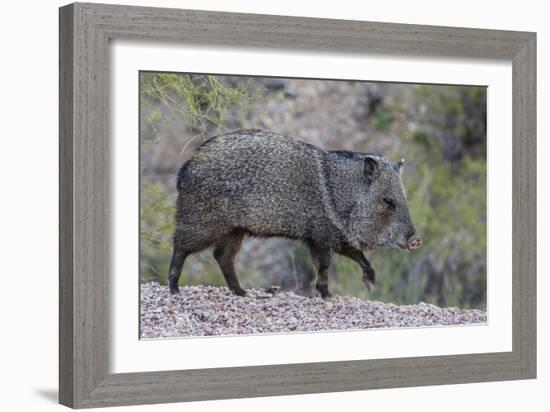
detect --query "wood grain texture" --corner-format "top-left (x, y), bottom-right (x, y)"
top-left (59, 4), bottom-right (74, 406)
top-left (59, 2), bottom-right (537, 408)
top-left (512, 35), bottom-right (537, 374)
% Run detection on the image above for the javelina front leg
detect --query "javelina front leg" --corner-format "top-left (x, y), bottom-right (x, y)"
top-left (213, 231), bottom-right (247, 296)
top-left (338, 245), bottom-right (375, 292)
top-left (309, 245), bottom-right (332, 299)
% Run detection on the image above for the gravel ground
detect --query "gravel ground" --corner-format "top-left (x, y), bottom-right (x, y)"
top-left (140, 282), bottom-right (487, 338)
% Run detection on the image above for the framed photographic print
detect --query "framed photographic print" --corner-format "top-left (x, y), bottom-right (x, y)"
top-left (59, 2), bottom-right (536, 408)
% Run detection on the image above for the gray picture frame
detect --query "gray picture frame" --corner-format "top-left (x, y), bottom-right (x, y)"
top-left (59, 2), bottom-right (536, 408)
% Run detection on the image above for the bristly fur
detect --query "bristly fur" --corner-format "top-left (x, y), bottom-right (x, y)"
top-left (168, 129), bottom-right (419, 298)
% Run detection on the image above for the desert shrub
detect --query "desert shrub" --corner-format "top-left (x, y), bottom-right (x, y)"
top-left (140, 73), bottom-right (258, 142)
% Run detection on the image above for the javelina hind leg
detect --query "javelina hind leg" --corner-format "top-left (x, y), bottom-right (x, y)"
top-left (308, 244), bottom-right (332, 299)
top-left (169, 226), bottom-right (223, 294)
top-left (168, 249), bottom-right (188, 294)
top-left (213, 231), bottom-right (247, 296)
top-left (338, 245), bottom-right (375, 291)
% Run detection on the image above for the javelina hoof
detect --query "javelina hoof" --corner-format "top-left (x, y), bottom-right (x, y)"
top-left (364, 279), bottom-right (375, 292)
top-left (316, 284), bottom-right (332, 299)
top-left (231, 287), bottom-right (247, 297)
top-left (169, 282), bottom-right (180, 295)
top-left (363, 267), bottom-right (376, 292)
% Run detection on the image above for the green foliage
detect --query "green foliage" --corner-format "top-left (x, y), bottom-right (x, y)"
top-left (412, 130), bottom-right (431, 148)
top-left (140, 73), bottom-right (258, 142)
top-left (374, 106), bottom-right (392, 131)
top-left (140, 182), bottom-right (175, 284)
top-left (414, 85), bottom-right (487, 157)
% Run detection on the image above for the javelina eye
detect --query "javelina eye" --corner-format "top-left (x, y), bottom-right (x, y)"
top-left (383, 197), bottom-right (396, 210)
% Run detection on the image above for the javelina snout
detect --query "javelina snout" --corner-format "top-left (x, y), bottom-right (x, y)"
top-left (407, 235), bottom-right (422, 251)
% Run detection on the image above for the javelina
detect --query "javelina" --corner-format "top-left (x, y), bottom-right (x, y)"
top-left (168, 129), bottom-right (421, 298)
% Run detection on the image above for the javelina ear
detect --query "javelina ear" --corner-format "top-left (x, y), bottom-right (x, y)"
top-left (394, 158), bottom-right (405, 174)
top-left (364, 155), bottom-right (379, 182)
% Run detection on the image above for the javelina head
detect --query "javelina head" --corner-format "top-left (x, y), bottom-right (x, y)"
top-left (349, 156), bottom-right (421, 251)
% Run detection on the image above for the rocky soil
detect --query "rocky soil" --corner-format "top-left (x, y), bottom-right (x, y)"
top-left (140, 282), bottom-right (487, 338)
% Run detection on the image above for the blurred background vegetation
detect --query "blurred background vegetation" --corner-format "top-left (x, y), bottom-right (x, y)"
top-left (140, 72), bottom-right (486, 309)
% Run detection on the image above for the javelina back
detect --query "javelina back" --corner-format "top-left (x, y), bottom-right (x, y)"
top-left (168, 129), bottom-right (421, 298)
